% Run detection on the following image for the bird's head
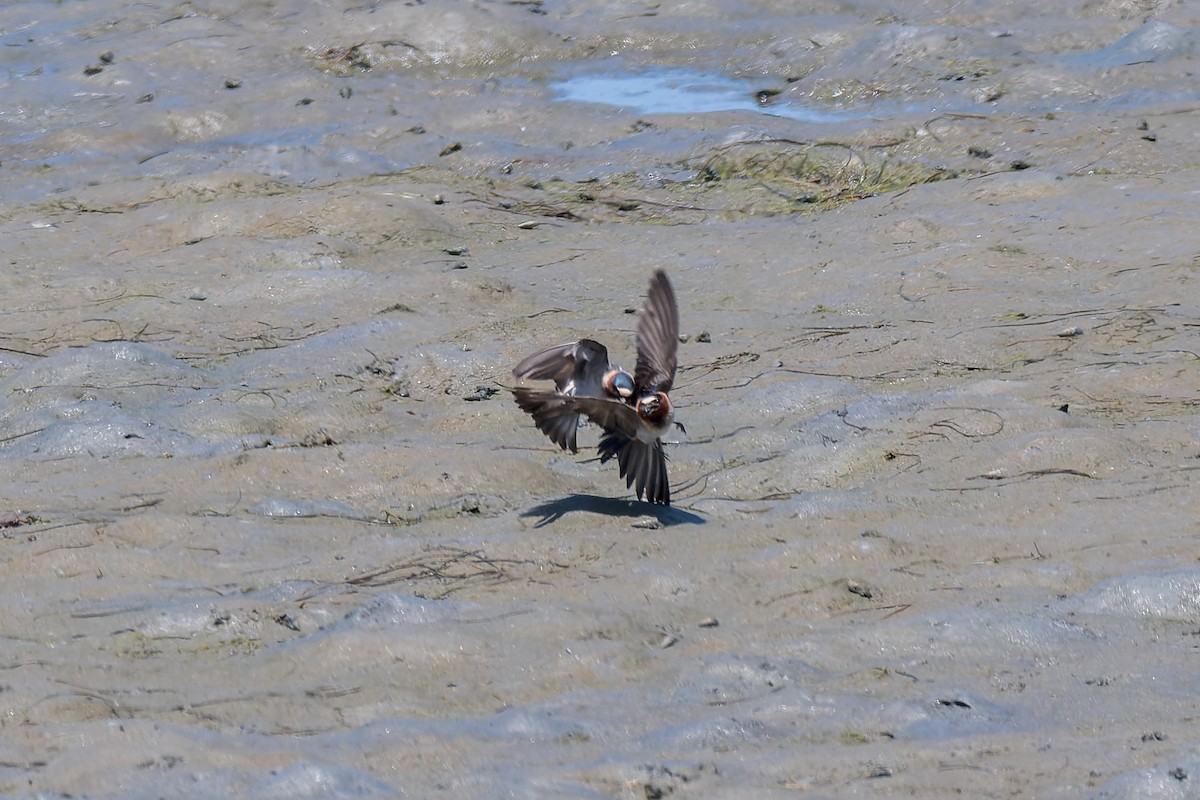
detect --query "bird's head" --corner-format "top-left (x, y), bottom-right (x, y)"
top-left (637, 391), bottom-right (672, 424)
top-left (603, 369), bottom-right (635, 399)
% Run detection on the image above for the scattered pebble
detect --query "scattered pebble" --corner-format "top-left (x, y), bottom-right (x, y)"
top-left (755, 88), bottom-right (781, 105)
top-left (847, 580), bottom-right (876, 599)
top-left (463, 385), bottom-right (499, 402)
top-left (1057, 326), bottom-right (1084, 337)
top-left (698, 617), bottom-right (719, 628)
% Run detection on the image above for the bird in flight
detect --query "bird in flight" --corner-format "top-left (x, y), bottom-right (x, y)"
top-left (513, 270), bottom-right (682, 505)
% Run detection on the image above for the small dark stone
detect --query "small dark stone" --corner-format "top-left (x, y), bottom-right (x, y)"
top-left (438, 142), bottom-right (463, 157)
top-left (1169, 767), bottom-right (1187, 781)
top-left (136, 93), bottom-right (154, 104)
top-left (296, 97), bottom-right (313, 106)
top-left (339, 85), bottom-right (352, 99)
top-left (274, 613), bottom-right (300, 632)
top-left (937, 698), bottom-right (972, 709)
top-left (463, 386), bottom-right (500, 402)
top-left (99, 51), bottom-right (115, 63)
top-left (755, 88), bottom-right (782, 105)
top-left (224, 78), bottom-right (242, 89)
top-left (847, 580), bottom-right (875, 599)
top-left (83, 64), bottom-right (104, 76)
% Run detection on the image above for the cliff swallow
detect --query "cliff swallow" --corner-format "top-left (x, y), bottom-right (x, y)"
top-left (511, 338), bottom-right (634, 452)
top-left (513, 270), bottom-right (681, 505)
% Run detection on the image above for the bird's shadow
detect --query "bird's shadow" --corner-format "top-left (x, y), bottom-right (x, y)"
top-left (521, 494), bottom-right (706, 529)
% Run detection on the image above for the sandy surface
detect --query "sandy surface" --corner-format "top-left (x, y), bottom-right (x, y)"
top-left (1, 1), bottom-right (1199, 797)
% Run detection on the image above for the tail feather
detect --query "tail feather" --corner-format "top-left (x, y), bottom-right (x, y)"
top-left (598, 430), bottom-right (670, 505)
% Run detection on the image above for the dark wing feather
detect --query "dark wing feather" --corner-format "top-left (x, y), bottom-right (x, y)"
top-left (599, 430), bottom-right (671, 505)
top-left (513, 339), bottom-right (610, 393)
top-left (512, 388), bottom-right (581, 452)
top-left (562, 395), bottom-right (642, 439)
top-left (634, 270), bottom-right (679, 393)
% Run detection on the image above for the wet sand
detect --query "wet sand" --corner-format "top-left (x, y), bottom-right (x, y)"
top-left (1, 1), bottom-right (1199, 797)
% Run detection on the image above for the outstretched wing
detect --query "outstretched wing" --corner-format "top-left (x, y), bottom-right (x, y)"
top-left (513, 339), bottom-right (611, 396)
top-left (599, 429), bottom-right (671, 505)
top-left (512, 388), bottom-right (582, 453)
top-left (634, 270), bottom-right (679, 393)
top-left (562, 395), bottom-right (643, 440)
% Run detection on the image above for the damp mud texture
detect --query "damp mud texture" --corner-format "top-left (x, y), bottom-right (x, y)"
top-left (2, 1), bottom-right (1199, 797)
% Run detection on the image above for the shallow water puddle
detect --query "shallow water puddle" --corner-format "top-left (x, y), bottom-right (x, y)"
top-left (549, 66), bottom-right (849, 122)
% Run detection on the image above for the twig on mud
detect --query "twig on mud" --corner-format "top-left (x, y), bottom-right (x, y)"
top-left (927, 407), bottom-right (1005, 439)
top-left (0, 344), bottom-right (46, 358)
top-left (524, 307), bottom-right (572, 318)
top-left (968, 468), bottom-right (1095, 482)
top-left (525, 251), bottom-right (591, 270)
top-left (346, 546), bottom-right (531, 597)
top-left (838, 603), bottom-right (914, 620)
top-left (0, 427), bottom-right (46, 445)
top-left (934, 468), bottom-right (1096, 491)
top-left (980, 304), bottom-right (1180, 330)
top-left (712, 365), bottom-right (885, 390)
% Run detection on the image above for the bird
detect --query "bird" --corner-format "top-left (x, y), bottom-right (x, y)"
top-left (511, 339), bottom-right (634, 453)
top-left (512, 269), bottom-right (681, 505)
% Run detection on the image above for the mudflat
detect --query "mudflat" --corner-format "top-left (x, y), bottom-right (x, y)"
top-left (1, 1), bottom-right (1198, 796)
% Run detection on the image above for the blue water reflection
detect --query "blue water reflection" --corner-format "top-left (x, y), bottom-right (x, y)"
top-left (550, 67), bottom-right (848, 123)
